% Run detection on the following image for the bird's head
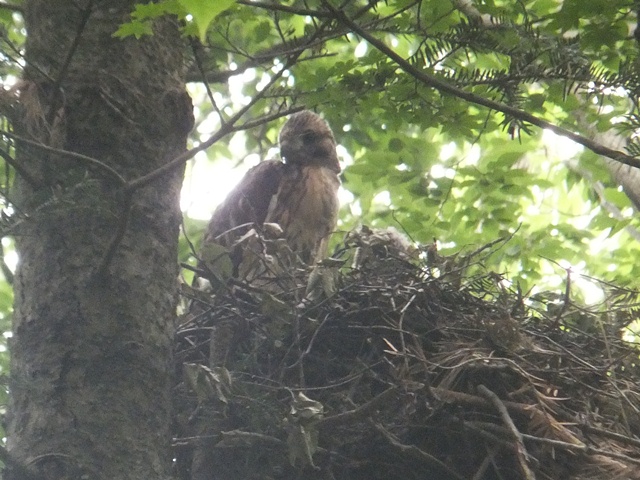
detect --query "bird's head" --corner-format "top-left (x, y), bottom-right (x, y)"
top-left (279, 110), bottom-right (340, 173)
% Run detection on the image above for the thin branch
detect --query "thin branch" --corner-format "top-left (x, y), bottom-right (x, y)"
top-left (94, 191), bottom-right (132, 278)
top-left (0, 241), bottom-right (13, 284)
top-left (466, 420), bottom-right (640, 468)
top-left (375, 423), bottom-right (467, 480)
top-left (322, 2), bottom-right (640, 170)
top-left (577, 422), bottom-right (640, 449)
top-left (236, 0), bottom-right (330, 18)
top-left (0, 2), bottom-right (23, 14)
top-left (0, 146), bottom-right (41, 187)
top-left (0, 443), bottom-right (43, 480)
top-left (127, 54), bottom-right (302, 192)
top-left (519, 432), bottom-right (640, 467)
top-left (451, 0), bottom-right (500, 27)
top-left (188, 49), bottom-right (337, 85)
top-left (564, 159), bottom-right (640, 242)
top-left (552, 265), bottom-right (572, 329)
top-left (48, 0), bottom-right (94, 122)
top-left (0, 130), bottom-right (127, 185)
top-left (239, 106), bottom-right (305, 130)
top-left (185, 5), bottom-right (378, 84)
top-left (99, 21), bottom-right (333, 271)
top-left (319, 386), bottom-right (399, 428)
top-left (189, 37), bottom-right (223, 119)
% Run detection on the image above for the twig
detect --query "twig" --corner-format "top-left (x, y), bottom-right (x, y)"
top-left (466, 420), bottom-right (640, 470)
top-left (374, 423), bottom-right (467, 480)
top-left (465, 419), bottom-right (640, 468)
top-left (322, 2), bottom-right (640, 171)
top-left (319, 386), bottom-right (399, 428)
top-left (48, 1), bottom-right (94, 122)
top-left (551, 265), bottom-right (572, 329)
top-left (181, 216), bottom-right (200, 266)
top-left (217, 429), bottom-right (284, 447)
top-left (128, 17), bottom-right (335, 192)
top-left (525, 329), bottom-right (601, 371)
top-left (0, 240), bottom-right (14, 284)
top-left (189, 37), bottom-right (223, 120)
top-left (0, 145), bottom-right (40, 187)
top-left (451, 0), bottom-right (499, 27)
top-left (185, 2), bottom-right (381, 84)
top-left (464, 421), bottom-right (525, 451)
top-left (577, 423), bottom-right (640, 449)
top-left (398, 293), bottom-right (416, 371)
top-left (0, 443), bottom-right (44, 480)
top-left (104, 21), bottom-right (331, 272)
top-left (94, 191), bottom-right (132, 278)
top-left (431, 386), bottom-right (585, 446)
top-left (472, 446), bottom-right (499, 480)
top-left (521, 432), bottom-right (640, 466)
top-left (0, 130), bottom-right (127, 185)
top-left (478, 385), bottom-right (536, 480)
top-left (239, 106), bottom-right (305, 130)
top-left (300, 313), bottom-right (331, 360)
top-left (564, 159), bottom-right (640, 242)
top-left (126, 61), bottom-right (290, 192)
top-left (236, 0), bottom-right (330, 18)
top-left (0, 2), bottom-right (23, 13)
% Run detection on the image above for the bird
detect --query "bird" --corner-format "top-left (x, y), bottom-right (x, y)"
top-left (198, 110), bottom-right (341, 279)
top-left (186, 111), bottom-right (341, 478)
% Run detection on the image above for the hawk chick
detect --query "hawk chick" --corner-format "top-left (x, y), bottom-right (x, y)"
top-left (201, 110), bottom-right (341, 274)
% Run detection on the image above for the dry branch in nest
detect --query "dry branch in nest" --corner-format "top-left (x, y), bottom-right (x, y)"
top-left (173, 226), bottom-right (640, 480)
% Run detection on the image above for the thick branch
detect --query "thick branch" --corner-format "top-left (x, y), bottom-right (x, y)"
top-left (323, 2), bottom-right (640, 170)
top-left (0, 2), bottom-right (23, 13)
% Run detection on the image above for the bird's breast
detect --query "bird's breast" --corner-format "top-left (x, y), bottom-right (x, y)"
top-left (267, 165), bottom-right (340, 262)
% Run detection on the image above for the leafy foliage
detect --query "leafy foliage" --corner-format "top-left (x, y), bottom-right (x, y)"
top-left (113, 0), bottom-right (235, 40)
top-left (1, 0), bottom-right (640, 449)
top-left (0, 0), bottom-right (636, 474)
top-left (176, 0), bottom-right (640, 298)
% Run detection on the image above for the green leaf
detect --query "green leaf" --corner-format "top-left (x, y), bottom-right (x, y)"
top-left (253, 20), bottom-right (272, 43)
top-left (178, 0), bottom-right (235, 42)
top-left (388, 138), bottom-right (405, 152)
top-left (113, 21), bottom-right (153, 39)
top-left (114, 1), bottom-right (185, 38)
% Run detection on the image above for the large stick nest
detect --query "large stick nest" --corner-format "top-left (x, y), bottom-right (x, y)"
top-left (173, 226), bottom-right (640, 480)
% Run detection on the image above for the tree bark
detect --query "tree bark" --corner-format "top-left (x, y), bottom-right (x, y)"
top-left (6, 1), bottom-right (192, 479)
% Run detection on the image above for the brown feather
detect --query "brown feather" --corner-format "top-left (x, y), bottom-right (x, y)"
top-left (267, 165), bottom-right (340, 263)
top-left (199, 110), bottom-right (340, 275)
top-left (202, 159), bottom-right (285, 246)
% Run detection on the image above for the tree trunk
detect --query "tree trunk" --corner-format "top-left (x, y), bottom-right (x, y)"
top-left (6, 1), bottom-right (192, 479)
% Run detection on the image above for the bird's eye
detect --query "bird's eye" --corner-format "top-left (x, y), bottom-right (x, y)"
top-left (301, 131), bottom-right (317, 144)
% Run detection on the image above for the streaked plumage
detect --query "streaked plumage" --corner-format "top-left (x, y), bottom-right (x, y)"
top-left (201, 110), bottom-right (341, 273)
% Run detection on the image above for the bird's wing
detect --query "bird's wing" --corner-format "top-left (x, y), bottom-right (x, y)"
top-left (203, 159), bottom-right (285, 245)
